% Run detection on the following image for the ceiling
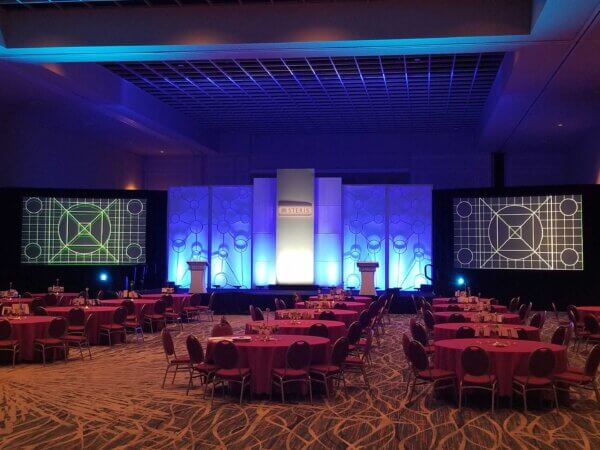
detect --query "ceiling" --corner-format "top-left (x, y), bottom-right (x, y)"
top-left (103, 53), bottom-right (504, 133)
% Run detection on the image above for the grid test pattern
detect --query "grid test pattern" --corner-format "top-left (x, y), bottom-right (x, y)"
top-left (453, 195), bottom-right (583, 271)
top-left (21, 197), bottom-right (147, 265)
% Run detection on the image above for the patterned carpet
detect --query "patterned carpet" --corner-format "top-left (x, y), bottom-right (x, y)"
top-left (0, 314), bottom-right (599, 450)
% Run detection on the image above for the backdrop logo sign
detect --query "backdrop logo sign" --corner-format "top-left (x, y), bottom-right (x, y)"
top-left (277, 200), bottom-right (313, 217)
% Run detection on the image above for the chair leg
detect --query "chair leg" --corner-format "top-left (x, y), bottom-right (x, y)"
top-left (162, 365), bottom-right (170, 388)
top-left (491, 385), bottom-right (495, 414)
top-left (323, 374), bottom-right (330, 398)
top-left (553, 385), bottom-right (560, 411)
top-left (186, 370), bottom-right (194, 395)
top-left (41, 345), bottom-right (46, 366)
top-left (458, 383), bottom-right (463, 411)
top-left (172, 365), bottom-right (179, 384)
top-left (281, 380), bottom-right (285, 403)
top-left (308, 378), bottom-right (313, 403)
top-left (79, 344), bottom-right (84, 361)
top-left (239, 379), bottom-right (245, 404)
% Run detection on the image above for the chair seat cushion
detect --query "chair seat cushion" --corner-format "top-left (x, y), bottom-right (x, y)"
top-left (215, 367), bottom-right (250, 379)
top-left (418, 368), bottom-right (455, 380)
top-left (344, 356), bottom-right (364, 366)
top-left (67, 325), bottom-right (85, 331)
top-left (587, 333), bottom-right (600, 340)
top-left (273, 367), bottom-right (309, 379)
top-left (100, 324), bottom-right (125, 330)
top-left (555, 371), bottom-right (593, 384)
top-left (463, 373), bottom-right (496, 385)
top-left (63, 335), bottom-right (87, 343)
top-left (193, 362), bottom-right (218, 373)
top-left (124, 321), bottom-right (140, 328)
top-left (567, 366), bottom-right (584, 374)
top-left (170, 357), bottom-right (190, 365)
top-left (126, 314), bottom-right (136, 321)
top-left (183, 306), bottom-right (202, 312)
top-left (310, 364), bottom-right (340, 375)
top-left (146, 314), bottom-right (165, 320)
top-left (513, 375), bottom-right (553, 386)
top-left (0, 339), bottom-right (19, 347)
top-left (35, 338), bottom-right (63, 345)
top-left (425, 345), bottom-right (435, 354)
top-left (197, 306), bottom-right (210, 311)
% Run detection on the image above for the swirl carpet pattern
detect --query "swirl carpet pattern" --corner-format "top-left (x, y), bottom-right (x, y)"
top-left (1, 314), bottom-right (599, 449)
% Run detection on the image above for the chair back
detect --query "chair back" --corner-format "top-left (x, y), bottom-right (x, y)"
top-left (67, 307), bottom-right (85, 326)
top-left (308, 323), bottom-right (329, 338)
top-left (333, 302), bottom-right (347, 309)
top-left (0, 319), bottom-right (12, 340)
top-left (550, 326), bottom-right (568, 345)
top-left (34, 306), bottom-right (48, 316)
top-left (254, 307), bottom-right (264, 321)
top-left (583, 315), bottom-right (600, 334)
top-left (44, 294), bottom-right (58, 307)
top-left (346, 321), bottom-right (362, 345)
top-left (566, 305), bottom-right (579, 322)
top-left (139, 304), bottom-right (149, 321)
top-left (275, 298), bottom-right (287, 310)
top-left (358, 310), bottom-right (371, 328)
top-left (448, 297), bottom-right (458, 304)
top-left (421, 301), bottom-right (432, 312)
top-left (584, 345), bottom-right (600, 378)
top-left (366, 302), bottom-right (379, 319)
top-left (248, 305), bottom-right (256, 320)
top-left (528, 348), bottom-right (556, 378)
top-left (401, 333), bottom-right (411, 359)
top-left (411, 322), bottom-right (429, 347)
top-left (211, 317), bottom-right (233, 337)
top-left (456, 326), bottom-right (475, 339)
top-left (189, 293), bottom-right (202, 307)
top-left (529, 312), bottom-right (543, 328)
top-left (48, 317), bottom-right (67, 338)
top-left (423, 310), bottom-right (435, 331)
top-left (97, 290), bottom-right (105, 300)
top-left (564, 322), bottom-right (574, 347)
top-left (448, 313), bottom-right (465, 323)
top-left (161, 328), bottom-right (176, 357)
top-left (518, 303), bottom-right (528, 321)
top-left (161, 295), bottom-right (174, 309)
top-left (551, 302), bottom-right (560, 322)
top-left (490, 298), bottom-right (499, 305)
top-left (508, 297), bottom-right (519, 312)
top-left (330, 337), bottom-right (349, 366)
top-left (207, 292), bottom-right (216, 310)
top-left (58, 296), bottom-right (71, 306)
top-left (361, 328), bottom-right (374, 360)
top-left (153, 300), bottom-right (166, 315)
top-left (516, 328), bottom-right (529, 340)
top-left (83, 313), bottom-right (96, 337)
top-left (31, 297), bottom-right (45, 310)
top-left (122, 299), bottom-right (136, 316)
top-left (22, 292), bottom-right (33, 298)
top-left (408, 340), bottom-right (429, 371)
top-left (318, 311), bottom-right (335, 320)
top-left (286, 340), bottom-right (312, 371)
top-left (447, 304), bottom-right (460, 312)
top-left (461, 346), bottom-right (490, 376)
top-left (185, 335), bottom-right (205, 364)
top-left (214, 340), bottom-right (239, 370)
top-left (113, 307), bottom-right (127, 325)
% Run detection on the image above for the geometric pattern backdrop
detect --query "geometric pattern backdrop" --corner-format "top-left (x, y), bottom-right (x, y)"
top-left (21, 197), bottom-right (146, 265)
top-left (453, 195), bottom-right (584, 270)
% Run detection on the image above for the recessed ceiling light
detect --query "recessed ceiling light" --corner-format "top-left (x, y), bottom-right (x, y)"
top-left (413, 57), bottom-right (422, 63)
top-left (160, 150), bottom-right (166, 154)
top-left (557, 122), bottom-right (564, 127)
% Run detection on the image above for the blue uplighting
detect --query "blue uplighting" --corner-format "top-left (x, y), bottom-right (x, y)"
top-left (99, 272), bottom-right (108, 282)
top-left (456, 276), bottom-right (465, 286)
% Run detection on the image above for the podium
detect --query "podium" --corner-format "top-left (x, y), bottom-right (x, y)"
top-left (357, 261), bottom-right (379, 296)
top-left (187, 260), bottom-right (209, 294)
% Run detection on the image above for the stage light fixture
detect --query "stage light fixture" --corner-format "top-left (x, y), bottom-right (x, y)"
top-left (99, 272), bottom-right (108, 282)
top-left (456, 276), bottom-right (465, 286)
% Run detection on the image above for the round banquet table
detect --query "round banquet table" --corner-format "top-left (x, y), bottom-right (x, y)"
top-left (45, 306), bottom-right (119, 345)
top-left (4, 316), bottom-right (54, 361)
top-left (433, 323), bottom-right (540, 341)
top-left (31, 292), bottom-right (80, 301)
top-left (205, 334), bottom-right (329, 394)
top-left (1, 298), bottom-right (34, 306)
top-left (275, 308), bottom-right (358, 328)
top-left (138, 294), bottom-right (188, 312)
top-left (308, 295), bottom-right (372, 304)
top-left (434, 338), bottom-right (568, 396)
top-left (245, 319), bottom-right (347, 342)
top-left (433, 311), bottom-right (520, 324)
top-left (432, 304), bottom-right (507, 313)
top-left (100, 299), bottom-right (160, 321)
top-left (432, 297), bottom-right (493, 305)
top-left (295, 301), bottom-right (366, 313)
top-left (577, 306), bottom-right (600, 318)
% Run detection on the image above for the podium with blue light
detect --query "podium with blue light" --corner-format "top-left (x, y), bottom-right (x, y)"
top-left (187, 260), bottom-right (209, 294)
top-left (357, 261), bottom-right (379, 296)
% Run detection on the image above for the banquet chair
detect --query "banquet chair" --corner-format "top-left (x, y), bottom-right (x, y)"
top-left (570, 313), bottom-right (590, 353)
top-left (124, 304), bottom-right (145, 343)
top-left (318, 311), bottom-right (336, 321)
top-left (66, 307), bottom-right (86, 335)
top-left (447, 304), bottom-right (461, 312)
top-left (552, 303), bottom-right (569, 326)
top-left (34, 317), bottom-right (68, 365)
top-left (402, 334), bottom-right (415, 396)
top-left (248, 305), bottom-right (256, 320)
top-left (410, 320), bottom-right (435, 355)
top-left (512, 347), bottom-right (559, 412)
top-left (58, 296), bottom-right (71, 307)
top-left (161, 295), bottom-right (175, 312)
top-left (582, 315), bottom-right (600, 350)
top-left (197, 292), bottom-right (216, 322)
top-left (550, 324), bottom-right (573, 347)
top-left (22, 292), bottom-right (33, 298)
top-left (490, 298), bottom-right (499, 305)
top-left (182, 294), bottom-right (203, 322)
top-left (33, 306), bottom-right (48, 316)
top-left (44, 294), bottom-right (58, 307)
top-left (31, 297), bottom-right (45, 310)
top-left (162, 295), bottom-right (183, 331)
top-left (459, 346), bottom-right (497, 413)
top-left (555, 344), bottom-right (600, 405)
top-left (271, 340), bottom-right (313, 403)
top-left (144, 300), bottom-right (167, 333)
top-left (518, 303), bottom-right (529, 324)
top-left (358, 310), bottom-right (371, 329)
top-left (253, 307), bottom-right (265, 321)
top-left (63, 312), bottom-right (94, 361)
top-left (0, 319), bottom-right (20, 367)
top-left (366, 302), bottom-right (380, 320)
top-left (456, 326), bottom-right (476, 339)
top-left (529, 312), bottom-right (544, 329)
top-left (121, 299), bottom-right (137, 321)
top-left (334, 303), bottom-right (348, 309)
top-left (185, 335), bottom-right (217, 396)
top-left (508, 297), bottom-right (520, 313)
top-left (382, 294), bottom-right (394, 325)
top-left (406, 340), bottom-right (455, 406)
top-left (344, 328), bottom-right (374, 389)
top-left (310, 337), bottom-right (349, 398)
top-left (410, 295), bottom-right (419, 315)
top-left (275, 298), bottom-right (287, 311)
top-left (97, 290), bottom-right (105, 300)
top-left (516, 328), bottom-right (530, 340)
top-left (346, 322), bottom-right (365, 354)
top-left (448, 297), bottom-right (458, 304)
top-left (448, 313), bottom-right (466, 323)
top-left (99, 306), bottom-right (127, 346)
top-left (308, 323), bottom-right (329, 338)
top-left (211, 317), bottom-right (233, 337)
top-left (161, 329), bottom-right (190, 388)
top-left (421, 301), bottom-right (433, 313)
top-left (212, 340), bottom-right (252, 405)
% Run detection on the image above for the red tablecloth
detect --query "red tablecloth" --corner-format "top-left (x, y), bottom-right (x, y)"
top-left (205, 335), bottom-right (329, 394)
top-left (46, 306), bottom-right (119, 345)
top-left (577, 306), bottom-right (600, 318)
top-left (432, 304), bottom-right (507, 313)
top-left (308, 295), bottom-right (372, 304)
top-left (31, 292), bottom-right (80, 300)
top-left (275, 308), bottom-right (358, 327)
top-left (139, 294), bottom-right (188, 312)
top-left (433, 311), bottom-right (520, 324)
top-left (5, 316), bottom-right (53, 361)
top-left (295, 301), bottom-right (366, 313)
top-left (435, 338), bottom-right (568, 396)
top-left (432, 297), bottom-right (493, 305)
top-left (433, 323), bottom-right (540, 341)
top-left (245, 319), bottom-right (347, 342)
top-left (1, 298), bottom-right (34, 305)
top-left (100, 299), bottom-right (159, 321)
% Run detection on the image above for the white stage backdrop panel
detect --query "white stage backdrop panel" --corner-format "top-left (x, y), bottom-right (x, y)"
top-left (167, 187), bottom-right (209, 288)
top-left (315, 178), bottom-right (342, 286)
top-left (388, 185), bottom-right (432, 289)
top-left (252, 178), bottom-right (277, 286)
top-left (276, 169), bottom-right (315, 284)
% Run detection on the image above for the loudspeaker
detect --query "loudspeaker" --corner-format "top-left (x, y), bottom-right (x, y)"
top-left (492, 152), bottom-right (505, 188)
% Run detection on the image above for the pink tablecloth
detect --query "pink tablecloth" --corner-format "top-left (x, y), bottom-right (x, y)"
top-left (1, 298), bottom-right (34, 305)
top-left (205, 334), bottom-right (329, 394)
top-left (245, 319), bottom-right (347, 342)
top-left (100, 299), bottom-right (159, 321)
top-left (275, 308), bottom-right (358, 328)
top-left (435, 338), bottom-right (568, 396)
top-left (433, 323), bottom-right (540, 341)
top-left (295, 301), bottom-right (366, 313)
top-left (46, 306), bottom-right (119, 345)
top-left (577, 306), bottom-right (600, 318)
top-left (432, 304), bottom-right (507, 313)
top-left (31, 292), bottom-right (80, 300)
top-left (432, 297), bottom-right (493, 305)
top-left (5, 316), bottom-right (53, 361)
top-left (308, 295), bottom-right (372, 304)
top-left (433, 311), bottom-right (520, 325)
